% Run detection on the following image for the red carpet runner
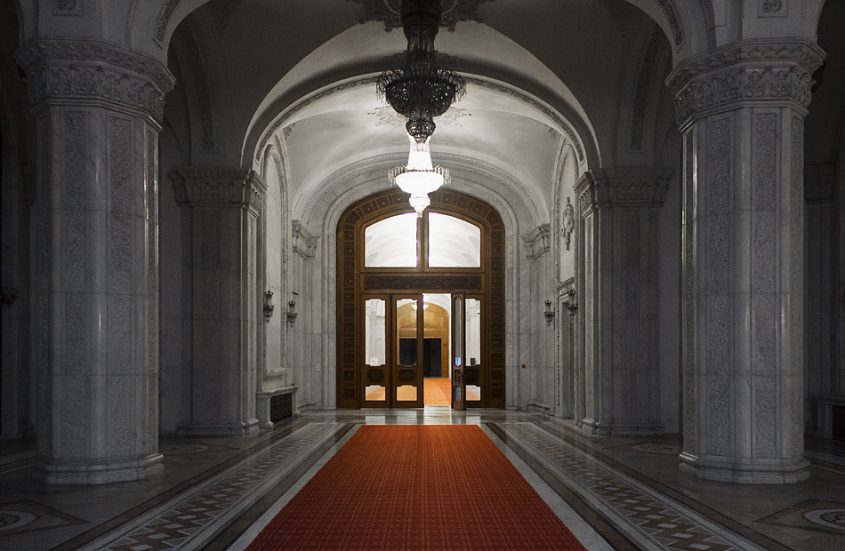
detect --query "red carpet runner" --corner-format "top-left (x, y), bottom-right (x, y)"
top-left (247, 425), bottom-right (585, 550)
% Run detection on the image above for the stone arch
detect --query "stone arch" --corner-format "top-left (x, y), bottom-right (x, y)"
top-left (295, 156), bottom-right (535, 408)
top-left (258, 142), bottom-right (291, 384)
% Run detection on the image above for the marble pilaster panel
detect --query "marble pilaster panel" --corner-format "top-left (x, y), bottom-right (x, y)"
top-left (16, 39), bottom-right (174, 483)
top-left (171, 167), bottom-right (265, 436)
top-left (575, 168), bottom-right (670, 435)
top-left (668, 39), bottom-right (825, 483)
top-left (803, 164), bottom-right (837, 435)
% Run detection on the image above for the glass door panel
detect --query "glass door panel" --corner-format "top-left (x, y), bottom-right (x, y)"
top-left (465, 298), bottom-right (482, 403)
top-left (394, 296), bottom-right (422, 406)
top-left (363, 297), bottom-right (387, 404)
top-left (451, 293), bottom-right (465, 410)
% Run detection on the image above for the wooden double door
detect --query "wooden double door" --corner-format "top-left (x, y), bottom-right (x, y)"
top-left (361, 292), bottom-right (482, 409)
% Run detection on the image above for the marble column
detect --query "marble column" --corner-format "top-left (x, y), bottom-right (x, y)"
top-left (668, 39), bottom-right (825, 483)
top-left (16, 39), bottom-right (174, 483)
top-left (171, 167), bottom-right (265, 436)
top-left (575, 168), bottom-right (669, 435)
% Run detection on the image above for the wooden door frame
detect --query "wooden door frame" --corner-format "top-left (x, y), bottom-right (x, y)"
top-left (336, 188), bottom-right (506, 409)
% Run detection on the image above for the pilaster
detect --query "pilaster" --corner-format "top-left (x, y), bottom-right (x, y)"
top-left (575, 167), bottom-right (670, 435)
top-left (16, 39), bottom-right (174, 483)
top-left (171, 167), bottom-right (266, 436)
top-left (804, 163), bottom-right (836, 435)
top-left (668, 38), bottom-right (825, 483)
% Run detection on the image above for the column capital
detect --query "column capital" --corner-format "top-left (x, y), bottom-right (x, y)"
top-left (575, 167), bottom-right (672, 215)
top-left (522, 224), bottom-right (550, 260)
top-left (15, 39), bottom-right (175, 124)
top-left (292, 220), bottom-right (318, 259)
top-left (171, 167), bottom-right (266, 215)
top-left (666, 39), bottom-right (825, 129)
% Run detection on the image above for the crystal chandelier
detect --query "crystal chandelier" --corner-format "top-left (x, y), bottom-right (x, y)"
top-left (378, 0), bottom-right (465, 216)
top-left (388, 135), bottom-right (451, 216)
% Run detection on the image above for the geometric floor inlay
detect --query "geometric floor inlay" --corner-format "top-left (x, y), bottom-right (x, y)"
top-left (758, 499), bottom-right (845, 536)
top-left (80, 422), bottom-right (346, 551)
top-left (0, 500), bottom-right (86, 537)
top-left (632, 442), bottom-right (683, 455)
top-left (493, 422), bottom-right (759, 551)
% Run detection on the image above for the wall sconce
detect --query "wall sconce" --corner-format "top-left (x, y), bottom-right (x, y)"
top-left (263, 290), bottom-right (275, 318)
top-left (544, 299), bottom-right (555, 325)
top-left (287, 292), bottom-right (299, 324)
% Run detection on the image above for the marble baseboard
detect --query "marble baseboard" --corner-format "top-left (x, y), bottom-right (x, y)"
top-left (680, 452), bottom-right (811, 484)
top-left (34, 453), bottom-right (164, 485)
top-left (177, 420), bottom-right (260, 437)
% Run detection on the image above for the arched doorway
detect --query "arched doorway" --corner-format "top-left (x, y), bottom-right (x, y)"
top-left (337, 189), bottom-right (505, 409)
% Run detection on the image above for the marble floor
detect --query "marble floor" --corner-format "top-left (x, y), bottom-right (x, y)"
top-left (1, 410), bottom-right (844, 550)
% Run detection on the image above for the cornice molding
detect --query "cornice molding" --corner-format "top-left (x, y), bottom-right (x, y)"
top-left (171, 167), bottom-right (266, 214)
top-left (666, 39), bottom-right (825, 128)
top-left (16, 39), bottom-right (175, 123)
top-left (576, 167), bottom-right (672, 215)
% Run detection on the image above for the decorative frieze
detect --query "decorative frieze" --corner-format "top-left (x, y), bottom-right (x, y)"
top-left (292, 220), bottom-right (318, 259)
top-left (666, 39), bottom-right (825, 128)
top-left (576, 167), bottom-right (671, 214)
top-left (523, 224), bottom-right (550, 260)
top-left (16, 39), bottom-right (175, 123)
top-left (171, 167), bottom-right (266, 214)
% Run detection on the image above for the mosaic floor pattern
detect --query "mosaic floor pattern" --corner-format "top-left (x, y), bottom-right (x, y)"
top-left (1, 411), bottom-right (844, 550)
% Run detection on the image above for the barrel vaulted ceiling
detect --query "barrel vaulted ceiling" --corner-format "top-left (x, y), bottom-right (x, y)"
top-left (164, 0), bottom-right (677, 219)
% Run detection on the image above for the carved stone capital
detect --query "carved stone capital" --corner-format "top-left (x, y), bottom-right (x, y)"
top-left (805, 163), bottom-right (836, 204)
top-left (522, 224), bottom-right (550, 260)
top-left (171, 167), bottom-right (266, 215)
top-left (16, 39), bottom-right (175, 123)
top-left (666, 39), bottom-right (825, 128)
top-left (575, 167), bottom-right (671, 215)
top-left (292, 220), bottom-right (318, 259)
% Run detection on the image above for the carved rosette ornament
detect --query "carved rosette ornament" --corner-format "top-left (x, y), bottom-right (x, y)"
top-left (16, 39), bottom-right (175, 124)
top-left (666, 39), bottom-right (825, 129)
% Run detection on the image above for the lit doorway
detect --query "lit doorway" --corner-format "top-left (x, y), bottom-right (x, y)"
top-left (337, 189), bottom-right (505, 409)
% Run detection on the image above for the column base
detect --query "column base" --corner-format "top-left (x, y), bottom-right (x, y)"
top-left (177, 419), bottom-right (260, 437)
top-left (34, 453), bottom-right (164, 485)
top-left (579, 417), bottom-right (612, 436)
top-left (679, 451), bottom-right (810, 484)
top-left (579, 418), bottom-right (664, 436)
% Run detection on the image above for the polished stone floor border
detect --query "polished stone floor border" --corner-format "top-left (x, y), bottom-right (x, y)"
top-left (72, 422), bottom-right (352, 551)
top-left (491, 422), bottom-right (772, 551)
top-left (2, 410), bottom-right (845, 550)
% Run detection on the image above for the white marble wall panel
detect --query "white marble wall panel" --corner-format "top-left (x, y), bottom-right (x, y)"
top-left (804, 163), bottom-right (836, 434)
